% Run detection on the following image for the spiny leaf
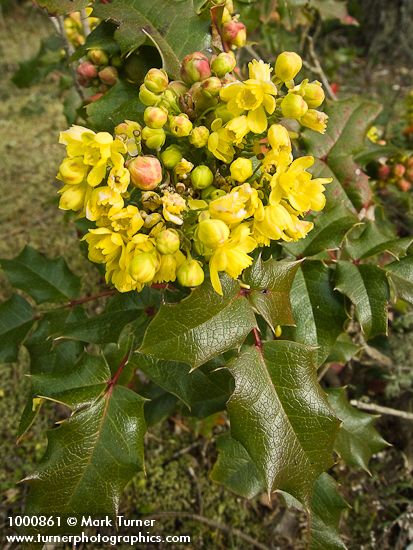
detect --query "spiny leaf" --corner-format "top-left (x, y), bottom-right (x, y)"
top-left (290, 261), bottom-right (346, 366)
top-left (344, 220), bottom-right (413, 260)
top-left (25, 386), bottom-right (146, 517)
top-left (385, 255), bottom-right (413, 305)
top-left (140, 276), bottom-right (257, 368)
top-left (93, 0), bottom-right (211, 78)
top-left (227, 341), bottom-right (339, 505)
top-left (36, 0), bottom-right (89, 15)
top-left (71, 21), bottom-right (120, 62)
top-left (0, 246), bottom-right (81, 304)
top-left (335, 262), bottom-right (389, 339)
top-left (327, 388), bottom-right (388, 472)
top-left (244, 256), bottom-right (302, 330)
top-left (326, 333), bottom-right (361, 364)
top-left (0, 295), bottom-right (34, 363)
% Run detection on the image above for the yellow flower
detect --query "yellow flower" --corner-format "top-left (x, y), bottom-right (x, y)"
top-left (106, 205), bottom-right (144, 237)
top-left (161, 191), bottom-right (187, 225)
top-left (85, 186), bottom-right (124, 221)
top-left (83, 227), bottom-right (124, 266)
top-left (225, 115), bottom-right (249, 145)
top-left (58, 182), bottom-right (91, 213)
top-left (153, 250), bottom-right (185, 283)
top-left (207, 119), bottom-right (235, 163)
top-left (57, 157), bottom-right (88, 184)
top-left (209, 191), bottom-right (247, 226)
top-left (248, 59), bottom-right (273, 82)
top-left (107, 165), bottom-right (130, 194)
top-left (174, 158), bottom-right (194, 178)
top-left (196, 218), bottom-right (230, 249)
top-left (300, 110), bottom-right (328, 134)
top-left (267, 124), bottom-right (292, 153)
top-left (230, 157), bottom-right (253, 183)
top-left (253, 203), bottom-right (295, 245)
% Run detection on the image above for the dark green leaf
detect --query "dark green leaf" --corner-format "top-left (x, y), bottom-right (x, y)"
top-left (327, 388), bottom-right (388, 471)
top-left (0, 295), bottom-right (34, 362)
top-left (25, 386), bottom-right (146, 517)
top-left (36, 0), bottom-right (89, 15)
top-left (244, 256), bottom-right (302, 330)
top-left (140, 276), bottom-right (257, 368)
top-left (93, 0), bottom-right (211, 78)
top-left (335, 262), bottom-right (389, 338)
top-left (344, 221), bottom-right (413, 260)
top-left (141, 383), bottom-right (178, 426)
top-left (290, 262), bottom-right (346, 365)
top-left (71, 21), bottom-right (120, 61)
top-left (326, 333), bottom-right (361, 364)
top-left (385, 255), bottom-right (413, 305)
top-left (0, 246), bottom-right (81, 304)
top-left (227, 342), bottom-right (339, 504)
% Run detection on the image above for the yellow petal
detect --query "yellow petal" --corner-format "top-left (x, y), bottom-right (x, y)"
top-left (247, 106), bottom-right (267, 134)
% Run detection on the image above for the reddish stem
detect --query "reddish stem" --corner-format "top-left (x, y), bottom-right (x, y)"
top-left (107, 350), bottom-right (131, 394)
top-left (252, 327), bottom-right (263, 351)
top-left (59, 289), bottom-right (117, 309)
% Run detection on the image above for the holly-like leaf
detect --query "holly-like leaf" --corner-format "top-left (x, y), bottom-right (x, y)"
top-left (285, 204), bottom-right (357, 258)
top-left (0, 246), bottom-right (81, 304)
top-left (385, 255), bottom-right (413, 305)
top-left (290, 261), bottom-right (346, 366)
top-left (0, 295), bottom-right (34, 363)
top-left (71, 21), bottom-right (120, 61)
top-left (93, 0), bottom-right (211, 78)
top-left (25, 385), bottom-right (146, 517)
top-left (344, 220), bottom-right (413, 260)
top-left (132, 353), bottom-right (232, 417)
top-left (210, 434), bottom-right (264, 499)
top-left (36, 0), bottom-right (89, 15)
top-left (282, 473), bottom-right (348, 550)
top-left (140, 276), bottom-right (257, 368)
top-left (227, 342), bottom-right (339, 504)
top-left (327, 388), bottom-right (388, 472)
top-left (335, 262), bottom-right (389, 339)
top-left (326, 333), bottom-right (361, 364)
top-left (304, 98), bottom-right (382, 211)
top-left (244, 257), bottom-right (302, 330)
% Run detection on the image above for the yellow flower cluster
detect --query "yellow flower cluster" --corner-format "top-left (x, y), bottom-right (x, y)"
top-left (56, 51), bottom-right (331, 295)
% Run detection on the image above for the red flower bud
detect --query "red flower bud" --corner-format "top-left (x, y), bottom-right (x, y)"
top-left (98, 66), bottom-right (118, 86)
top-left (393, 163), bottom-right (406, 178)
top-left (377, 164), bottom-right (390, 180)
top-left (398, 178), bottom-right (412, 192)
top-left (222, 21), bottom-right (246, 48)
top-left (128, 156), bottom-right (163, 190)
top-left (180, 52), bottom-right (211, 85)
top-left (76, 61), bottom-right (98, 83)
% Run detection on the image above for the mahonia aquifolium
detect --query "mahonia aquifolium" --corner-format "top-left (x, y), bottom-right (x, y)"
top-left (57, 51), bottom-right (331, 295)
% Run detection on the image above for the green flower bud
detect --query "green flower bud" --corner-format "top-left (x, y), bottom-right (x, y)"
top-left (189, 126), bottom-right (210, 148)
top-left (139, 84), bottom-right (160, 106)
top-left (201, 77), bottom-right (222, 98)
top-left (144, 68), bottom-right (169, 93)
top-left (128, 156), bottom-right (163, 190)
top-left (169, 114), bottom-right (193, 137)
top-left (177, 259), bottom-right (205, 287)
top-left (197, 218), bottom-right (230, 248)
top-left (222, 21), bottom-right (246, 48)
top-left (98, 66), bottom-right (118, 86)
top-left (155, 228), bottom-right (180, 255)
top-left (230, 157), bottom-right (253, 183)
top-left (161, 145), bottom-right (183, 169)
top-left (87, 48), bottom-right (109, 66)
top-left (144, 106), bottom-right (168, 129)
top-left (141, 126), bottom-right (166, 149)
top-left (211, 51), bottom-right (236, 77)
top-left (210, 189), bottom-right (227, 200)
top-left (129, 252), bottom-right (158, 283)
top-left (180, 52), bottom-right (211, 85)
top-left (281, 93), bottom-right (308, 119)
top-left (201, 185), bottom-right (217, 200)
top-left (191, 165), bottom-right (214, 189)
top-left (275, 51), bottom-right (302, 82)
top-left (302, 81), bottom-right (325, 108)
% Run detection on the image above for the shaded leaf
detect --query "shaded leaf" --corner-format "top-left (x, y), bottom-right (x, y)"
top-left (344, 220), bottom-right (413, 260)
top-left (71, 21), bottom-right (120, 61)
top-left (326, 333), bottom-right (361, 364)
top-left (0, 246), bottom-right (81, 304)
top-left (385, 255), bottom-right (413, 305)
top-left (140, 276), bottom-right (257, 368)
top-left (36, 0), bottom-right (89, 15)
top-left (140, 383), bottom-right (178, 426)
top-left (335, 262), bottom-right (389, 338)
top-left (0, 295), bottom-right (34, 363)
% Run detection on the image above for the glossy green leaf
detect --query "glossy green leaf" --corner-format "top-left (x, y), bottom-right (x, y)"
top-left (304, 98), bottom-right (382, 211)
top-left (326, 333), bottom-right (361, 364)
top-left (0, 295), bottom-right (34, 363)
top-left (227, 342), bottom-right (339, 504)
top-left (93, 0), bottom-right (211, 78)
top-left (327, 388), bottom-right (388, 471)
top-left (244, 256), bottom-right (302, 330)
top-left (210, 434), bottom-right (264, 499)
top-left (36, 0), bottom-right (89, 15)
top-left (385, 255), bottom-right (413, 305)
top-left (140, 276), bottom-right (257, 368)
top-left (132, 353), bottom-right (232, 417)
top-left (71, 21), bottom-right (120, 61)
top-left (25, 386), bottom-right (146, 517)
top-left (344, 220), bottom-right (413, 260)
top-left (290, 262), bottom-right (346, 365)
top-left (335, 262), bottom-right (389, 338)
top-left (141, 384), bottom-right (178, 426)
top-left (0, 246), bottom-right (81, 304)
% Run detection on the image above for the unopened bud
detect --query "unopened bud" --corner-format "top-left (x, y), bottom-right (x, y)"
top-left (141, 126), bottom-right (166, 150)
top-left (144, 68), bottom-right (169, 93)
top-left (87, 48), bottom-right (109, 66)
top-left (210, 188), bottom-right (227, 200)
top-left (58, 157), bottom-right (88, 184)
top-left (302, 81), bottom-right (325, 108)
top-left (161, 145), bottom-right (183, 169)
top-left (59, 184), bottom-right (85, 211)
top-left (268, 124), bottom-right (291, 151)
top-left (180, 52), bottom-right (211, 84)
top-left (275, 51), bottom-right (302, 82)
top-left (300, 109), bottom-right (328, 133)
top-left (167, 80), bottom-right (188, 98)
top-left (128, 156), bottom-right (162, 190)
top-left (281, 93), bottom-right (308, 119)
top-left (398, 178), bottom-right (412, 192)
top-left (155, 228), bottom-right (180, 255)
top-left (211, 51), bottom-right (236, 77)
top-left (222, 21), bottom-right (246, 48)
top-left (191, 165), bottom-right (214, 189)
top-left (201, 186), bottom-right (217, 200)
top-left (98, 66), bottom-right (118, 86)
top-left (230, 157), bottom-right (253, 183)
top-left (144, 106), bottom-right (168, 129)
top-left (197, 218), bottom-right (230, 248)
top-left (129, 252), bottom-right (158, 283)
top-left (201, 77), bottom-right (222, 98)
top-left (139, 84), bottom-right (160, 106)
top-left (76, 61), bottom-right (98, 83)
top-left (393, 163), bottom-right (406, 178)
top-left (169, 113), bottom-right (193, 137)
top-left (377, 164), bottom-right (390, 181)
top-left (189, 126), bottom-right (210, 148)
top-left (177, 259), bottom-right (205, 287)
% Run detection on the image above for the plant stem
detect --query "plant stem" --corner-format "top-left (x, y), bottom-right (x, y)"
top-left (350, 400), bottom-right (413, 421)
top-left (107, 350), bottom-right (131, 391)
top-left (304, 35), bottom-right (337, 101)
top-left (59, 289), bottom-right (117, 309)
top-left (252, 327), bottom-right (263, 350)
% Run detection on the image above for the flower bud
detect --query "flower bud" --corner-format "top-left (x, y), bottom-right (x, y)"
top-left (87, 48), bottom-right (109, 66)
top-left (161, 145), bottom-right (183, 169)
top-left (58, 157), bottom-right (88, 184)
top-left (221, 7), bottom-right (232, 23)
top-left (398, 178), bottom-right (412, 192)
top-left (141, 126), bottom-right (166, 150)
top-left (201, 185), bottom-right (217, 200)
top-left (128, 156), bottom-right (162, 190)
top-left (302, 81), bottom-right (325, 108)
top-left (377, 164), bottom-right (390, 181)
top-left (169, 114), bottom-right (193, 137)
top-left (268, 124), bottom-right (291, 151)
top-left (180, 52), bottom-right (211, 84)
top-left (275, 51), bottom-right (302, 82)
top-left (197, 219), bottom-right (230, 248)
top-left (98, 66), bottom-right (118, 86)
top-left (189, 126), bottom-right (210, 148)
top-left (76, 61), bottom-right (98, 83)
top-left (230, 157), bottom-right (253, 183)
top-left (210, 188), bottom-right (227, 200)
top-left (144, 106), bottom-right (168, 129)
top-left (300, 109), bottom-right (328, 133)
top-left (201, 77), bottom-right (222, 98)
top-left (281, 93), bottom-right (308, 119)
top-left (144, 68), bottom-right (169, 93)
top-left (167, 80), bottom-right (188, 98)
top-left (155, 228), bottom-right (180, 255)
top-left (177, 259), bottom-right (205, 287)
top-left (211, 51), bottom-right (236, 77)
top-left (129, 252), bottom-right (158, 283)
top-left (59, 184), bottom-right (86, 211)
top-left (86, 92), bottom-right (104, 103)
top-left (393, 163), bottom-right (406, 178)
top-left (222, 21), bottom-right (246, 48)
top-left (139, 84), bottom-right (160, 106)
top-left (191, 165), bottom-right (214, 189)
